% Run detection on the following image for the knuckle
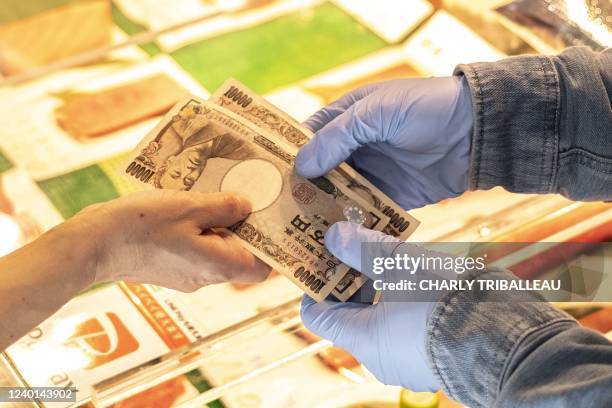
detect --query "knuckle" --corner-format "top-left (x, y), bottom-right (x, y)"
top-left (182, 191), bottom-right (202, 208)
top-left (179, 194), bottom-right (206, 220)
top-left (149, 190), bottom-right (192, 220)
top-left (159, 189), bottom-right (185, 205)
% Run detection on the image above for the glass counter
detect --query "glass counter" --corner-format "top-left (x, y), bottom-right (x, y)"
top-left (0, 1), bottom-right (609, 407)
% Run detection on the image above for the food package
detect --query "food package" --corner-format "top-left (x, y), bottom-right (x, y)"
top-left (55, 74), bottom-right (189, 138)
top-left (0, 0), bottom-right (113, 76)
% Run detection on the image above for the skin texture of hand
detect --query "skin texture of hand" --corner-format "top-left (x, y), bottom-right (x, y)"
top-left (79, 190), bottom-right (271, 291)
top-left (0, 190), bottom-right (270, 350)
top-left (295, 76), bottom-right (473, 210)
top-left (301, 221), bottom-right (441, 391)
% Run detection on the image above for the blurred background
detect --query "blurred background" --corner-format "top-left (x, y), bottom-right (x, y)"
top-left (0, 1), bottom-right (610, 407)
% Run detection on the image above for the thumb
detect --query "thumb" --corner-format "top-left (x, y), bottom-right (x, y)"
top-left (325, 221), bottom-right (436, 282)
top-left (324, 221), bottom-right (400, 279)
top-left (300, 295), bottom-right (372, 350)
top-left (295, 97), bottom-right (375, 178)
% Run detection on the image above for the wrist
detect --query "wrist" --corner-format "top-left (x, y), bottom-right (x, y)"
top-left (62, 203), bottom-right (115, 285)
top-left (36, 217), bottom-right (100, 290)
top-left (454, 56), bottom-right (559, 194)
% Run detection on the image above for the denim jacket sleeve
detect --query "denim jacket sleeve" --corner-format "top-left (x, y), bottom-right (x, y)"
top-left (425, 267), bottom-right (612, 407)
top-left (423, 49), bottom-right (612, 408)
top-left (454, 47), bottom-right (611, 201)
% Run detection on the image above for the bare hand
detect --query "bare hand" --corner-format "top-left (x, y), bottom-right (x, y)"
top-left (73, 190), bottom-right (271, 291)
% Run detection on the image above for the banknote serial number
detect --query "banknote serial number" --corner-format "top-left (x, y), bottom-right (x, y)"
top-left (0, 387), bottom-right (76, 402)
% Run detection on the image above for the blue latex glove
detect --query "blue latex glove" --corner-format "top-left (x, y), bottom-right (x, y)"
top-left (301, 222), bottom-right (442, 391)
top-left (295, 76), bottom-right (473, 210)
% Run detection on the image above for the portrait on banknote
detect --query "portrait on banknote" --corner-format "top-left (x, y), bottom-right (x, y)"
top-left (123, 99), bottom-right (389, 301)
top-left (133, 103), bottom-right (256, 191)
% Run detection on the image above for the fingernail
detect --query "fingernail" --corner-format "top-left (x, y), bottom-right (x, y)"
top-left (324, 222), bottom-right (356, 262)
top-left (235, 195), bottom-right (252, 216)
top-left (295, 144), bottom-right (316, 178)
top-left (294, 148), bottom-right (307, 171)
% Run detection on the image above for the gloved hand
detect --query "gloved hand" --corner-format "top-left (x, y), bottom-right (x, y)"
top-left (301, 221), bottom-right (443, 392)
top-left (295, 76), bottom-right (473, 210)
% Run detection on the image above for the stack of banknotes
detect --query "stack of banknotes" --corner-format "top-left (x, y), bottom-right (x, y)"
top-left (122, 79), bottom-right (419, 302)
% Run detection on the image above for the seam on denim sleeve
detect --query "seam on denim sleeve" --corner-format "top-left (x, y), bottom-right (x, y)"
top-left (470, 66), bottom-right (484, 190)
top-left (426, 297), bottom-right (456, 396)
top-left (454, 64), bottom-right (484, 191)
top-left (546, 55), bottom-right (561, 192)
top-left (536, 56), bottom-right (549, 190)
top-left (425, 268), bottom-right (490, 398)
top-left (426, 299), bottom-right (455, 396)
top-left (537, 56), bottom-right (560, 193)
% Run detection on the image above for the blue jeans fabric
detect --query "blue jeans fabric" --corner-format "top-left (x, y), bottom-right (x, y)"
top-left (456, 47), bottom-right (611, 200)
top-left (427, 48), bottom-right (612, 407)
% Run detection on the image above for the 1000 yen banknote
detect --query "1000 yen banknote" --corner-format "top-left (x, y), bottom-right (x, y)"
top-left (122, 98), bottom-right (388, 301)
top-left (210, 79), bottom-right (420, 300)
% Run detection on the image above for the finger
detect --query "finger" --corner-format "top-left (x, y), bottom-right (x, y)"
top-left (324, 221), bottom-right (427, 280)
top-left (187, 192), bottom-right (252, 229)
top-left (324, 221), bottom-right (399, 273)
top-left (302, 83), bottom-right (378, 132)
top-left (300, 295), bottom-right (371, 349)
top-left (197, 231), bottom-right (272, 282)
top-left (295, 96), bottom-right (376, 178)
top-left (231, 253), bottom-right (271, 283)
top-left (327, 222), bottom-right (463, 286)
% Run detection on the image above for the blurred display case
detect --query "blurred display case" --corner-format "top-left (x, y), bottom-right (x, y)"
top-left (0, 1), bottom-right (610, 407)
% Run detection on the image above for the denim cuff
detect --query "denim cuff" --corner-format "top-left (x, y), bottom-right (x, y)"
top-left (454, 56), bottom-right (560, 194)
top-left (425, 267), bottom-right (575, 407)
